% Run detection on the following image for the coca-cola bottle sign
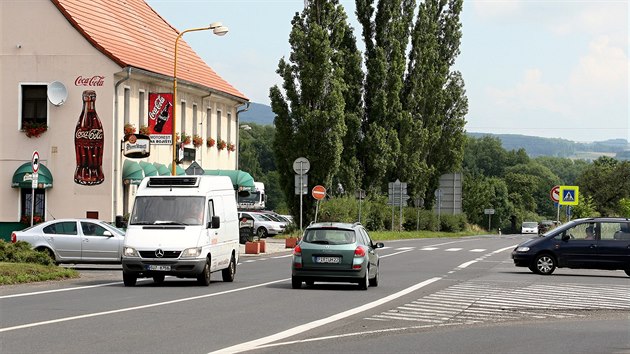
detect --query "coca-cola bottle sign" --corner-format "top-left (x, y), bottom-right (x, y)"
top-left (74, 90), bottom-right (105, 185)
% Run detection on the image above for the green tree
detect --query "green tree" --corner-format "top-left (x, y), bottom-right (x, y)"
top-left (534, 156), bottom-right (589, 185)
top-left (577, 157), bottom-right (630, 216)
top-left (462, 174), bottom-right (513, 230)
top-left (270, 0), bottom-right (360, 223)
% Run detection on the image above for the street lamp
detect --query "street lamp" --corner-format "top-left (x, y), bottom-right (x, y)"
top-left (171, 22), bottom-right (229, 175)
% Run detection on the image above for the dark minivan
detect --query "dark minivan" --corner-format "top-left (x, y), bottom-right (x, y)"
top-left (512, 217), bottom-right (630, 276)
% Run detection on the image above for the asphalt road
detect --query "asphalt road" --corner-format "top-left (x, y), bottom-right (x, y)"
top-left (1, 234), bottom-right (628, 354)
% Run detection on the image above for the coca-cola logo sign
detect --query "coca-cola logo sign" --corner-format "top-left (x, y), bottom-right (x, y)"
top-left (75, 75), bottom-right (105, 86)
top-left (149, 95), bottom-right (166, 121)
top-left (75, 129), bottom-right (104, 140)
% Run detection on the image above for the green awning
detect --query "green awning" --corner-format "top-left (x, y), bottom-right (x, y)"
top-left (153, 162), bottom-right (171, 176)
top-left (139, 161), bottom-right (158, 177)
top-left (122, 160), bottom-right (144, 185)
top-left (203, 169), bottom-right (255, 191)
top-left (11, 162), bottom-right (53, 189)
top-left (168, 163), bottom-right (186, 176)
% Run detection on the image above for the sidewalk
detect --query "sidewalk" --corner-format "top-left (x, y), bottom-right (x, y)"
top-left (239, 237), bottom-right (293, 257)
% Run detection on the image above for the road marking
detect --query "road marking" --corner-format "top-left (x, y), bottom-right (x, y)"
top-left (470, 249), bottom-right (486, 252)
top-left (395, 247), bottom-right (415, 250)
top-left (209, 277), bottom-right (443, 354)
top-left (420, 247), bottom-right (438, 251)
top-left (0, 278), bottom-right (149, 299)
top-left (0, 278), bottom-right (289, 333)
top-left (445, 248), bottom-right (462, 252)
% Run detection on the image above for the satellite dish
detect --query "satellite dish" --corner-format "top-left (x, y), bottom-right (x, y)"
top-left (48, 81), bottom-right (68, 106)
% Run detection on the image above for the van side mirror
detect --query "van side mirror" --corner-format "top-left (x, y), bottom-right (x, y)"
top-left (209, 216), bottom-right (220, 229)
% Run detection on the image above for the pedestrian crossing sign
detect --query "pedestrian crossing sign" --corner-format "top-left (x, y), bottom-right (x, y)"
top-left (559, 186), bottom-right (579, 206)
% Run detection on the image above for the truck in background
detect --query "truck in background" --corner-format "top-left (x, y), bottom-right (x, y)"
top-left (238, 181), bottom-right (266, 210)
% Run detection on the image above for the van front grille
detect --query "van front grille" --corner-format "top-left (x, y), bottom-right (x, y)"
top-left (139, 250), bottom-right (181, 258)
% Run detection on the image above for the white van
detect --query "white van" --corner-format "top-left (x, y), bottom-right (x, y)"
top-left (122, 175), bottom-right (239, 286)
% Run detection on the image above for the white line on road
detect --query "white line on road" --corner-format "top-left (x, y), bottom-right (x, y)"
top-left (209, 277), bottom-right (442, 354)
top-left (0, 278), bottom-right (289, 333)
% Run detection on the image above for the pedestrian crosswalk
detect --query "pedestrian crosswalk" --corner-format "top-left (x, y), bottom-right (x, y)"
top-left (366, 281), bottom-right (630, 325)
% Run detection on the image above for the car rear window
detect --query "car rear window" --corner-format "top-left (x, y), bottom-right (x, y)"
top-left (304, 229), bottom-right (355, 245)
top-left (523, 222), bottom-right (537, 228)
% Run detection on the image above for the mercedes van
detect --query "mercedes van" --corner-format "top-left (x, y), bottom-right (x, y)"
top-left (121, 175), bottom-right (239, 286)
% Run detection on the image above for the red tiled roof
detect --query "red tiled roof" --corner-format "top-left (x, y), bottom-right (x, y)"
top-left (52, 0), bottom-right (248, 101)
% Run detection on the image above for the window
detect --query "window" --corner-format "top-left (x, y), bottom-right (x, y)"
top-left (20, 188), bottom-right (45, 221)
top-left (21, 85), bottom-right (47, 128)
top-left (180, 101), bottom-right (187, 134)
top-left (206, 108), bottom-right (213, 141)
top-left (227, 112), bottom-right (232, 143)
top-left (193, 104), bottom-right (198, 136)
top-left (81, 222), bottom-right (108, 236)
top-left (139, 90), bottom-right (146, 127)
top-left (124, 87), bottom-right (130, 124)
top-left (216, 110), bottom-right (222, 142)
top-left (43, 222), bottom-right (77, 235)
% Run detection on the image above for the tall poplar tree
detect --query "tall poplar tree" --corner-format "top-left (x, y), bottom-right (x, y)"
top-left (356, 0), bottom-right (416, 193)
top-left (403, 0), bottom-right (467, 206)
top-left (270, 0), bottom-right (362, 221)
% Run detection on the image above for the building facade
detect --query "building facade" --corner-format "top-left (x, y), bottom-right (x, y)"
top-left (0, 0), bottom-right (248, 230)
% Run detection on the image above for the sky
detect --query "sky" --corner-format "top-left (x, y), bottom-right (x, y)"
top-left (145, 0), bottom-right (629, 143)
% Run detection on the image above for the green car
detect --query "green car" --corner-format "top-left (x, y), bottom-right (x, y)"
top-left (291, 222), bottom-right (384, 290)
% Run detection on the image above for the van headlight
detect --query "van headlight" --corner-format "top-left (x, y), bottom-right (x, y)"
top-left (123, 247), bottom-right (139, 257)
top-left (516, 246), bottom-right (530, 252)
top-left (181, 247), bottom-right (201, 258)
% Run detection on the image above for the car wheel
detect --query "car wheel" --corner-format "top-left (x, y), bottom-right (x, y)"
top-left (534, 254), bottom-right (556, 275)
top-left (152, 275), bottom-right (165, 284)
top-left (197, 259), bottom-right (211, 286)
top-left (222, 255), bottom-right (236, 282)
top-left (369, 264), bottom-right (379, 287)
top-left (291, 276), bottom-right (302, 289)
top-left (123, 272), bottom-right (137, 286)
top-left (305, 280), bottom-right (314, 286)
top-left (257, 227), bottom-right (268, 238)
top-left (358, 267), bottom-right (369, 290)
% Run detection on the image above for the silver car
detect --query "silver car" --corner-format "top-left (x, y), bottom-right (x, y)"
top-left (238, 211), bottom-right (286, 238)
top-left (11, 218), bottom-right (125, 264)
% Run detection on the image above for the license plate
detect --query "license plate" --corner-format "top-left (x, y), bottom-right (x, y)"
top-left (147, 265), bottom-right (171, 271)
top-left (315, 256), bottom-right (341, 264)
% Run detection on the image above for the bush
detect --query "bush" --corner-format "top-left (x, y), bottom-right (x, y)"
top-left (0, 240), bottom-right (54, 266)
top-left (439, 214), bottom-right (467, 232)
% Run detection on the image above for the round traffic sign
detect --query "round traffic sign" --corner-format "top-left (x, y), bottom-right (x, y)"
top-left (550, 185), bottom-right (560, 202)
top-left (293, 157), bottom-right (310, 175)
top-left (32, 151), bottom-right (40, 173)
top-left (312, 185), bottom-right (326, 200)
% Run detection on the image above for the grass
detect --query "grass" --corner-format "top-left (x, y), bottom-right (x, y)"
top-left (0, 262), bottom-right (79, 285)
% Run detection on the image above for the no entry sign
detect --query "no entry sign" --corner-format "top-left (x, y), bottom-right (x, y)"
top-left (312, 185), bottom-right (326, 200)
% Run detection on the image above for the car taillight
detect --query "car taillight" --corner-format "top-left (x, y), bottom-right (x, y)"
top-left (293, 245), bottom-right (302, 256)
top-left (10, 233), bottom-right (16, 243)
top-left (354, 246), bottom-right (366, 257)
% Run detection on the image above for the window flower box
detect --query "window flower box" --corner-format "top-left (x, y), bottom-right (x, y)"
top-left (23, 122), bottom-right (48, 138)
top-left (124, 123), bottom-right (136, 136)
top-left (192, 134), bottom-right (203, 148)
top-left (217, 139), bottom-right (227, 151)
top-left (206, 137), bottom-right (216, 148)
top-left (227, 143), bottom-right (236, 152)
top-left (139, 125), bottom-right (150, 135)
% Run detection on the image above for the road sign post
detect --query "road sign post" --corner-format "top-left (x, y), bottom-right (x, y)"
top-left (312, 185), bottom-right (326, 223)
top-left (293, 157), bottom-right (310, 231)
top-left (31, 151), bottom-right (39, 227)
top-left (550, 185), bottom-right (560, 223)
top-left (484, 208), bottom-right (495, 232)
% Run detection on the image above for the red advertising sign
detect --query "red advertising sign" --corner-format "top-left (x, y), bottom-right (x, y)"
top-left (148, 93), bottom-right (173, 144)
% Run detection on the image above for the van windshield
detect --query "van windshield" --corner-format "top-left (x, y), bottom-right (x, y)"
top-left (129, 196), bottom-right (205, 225)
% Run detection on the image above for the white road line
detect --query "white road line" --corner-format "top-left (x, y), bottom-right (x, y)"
top-left (445, 248), bottom-right (462, 252)
top-left (395, 247), bottom-right (415, 250)
top-left (420, 247), bottom-right (438, 251)
top-left (380, 249), bottom-right (414, 258)
top-left (271, 254), bottom-right (292, 259)
top-left (0, 278), bottom-right (289, 333)
top-left (209, 277), bottom-right (442, 354)
top-left (0, 278), bottom-right (151, 299)
top-left (469, 249), bottom-right (486, 252)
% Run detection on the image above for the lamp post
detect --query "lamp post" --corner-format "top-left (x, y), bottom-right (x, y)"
top-left (171, 22), bottom-right (228, 175)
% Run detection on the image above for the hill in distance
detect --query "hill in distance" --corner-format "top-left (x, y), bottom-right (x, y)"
top-left (239, 102), bottom-right (275, 125)
top-left (240, 103), bottom-right (629, 160)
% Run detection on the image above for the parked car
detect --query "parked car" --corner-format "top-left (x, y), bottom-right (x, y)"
top-left (291, 222), bottom-right (384, 290)
top-left (238, 211), bottom-right (286, 238)
top-left (11, 218), bottom-right (125, 264)
top-left (538, 220), bottom-right (556, 235)
top-left (521, 221), bottom-right (539, 234)
top-left (511, 217), bottom-right (630, 276)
